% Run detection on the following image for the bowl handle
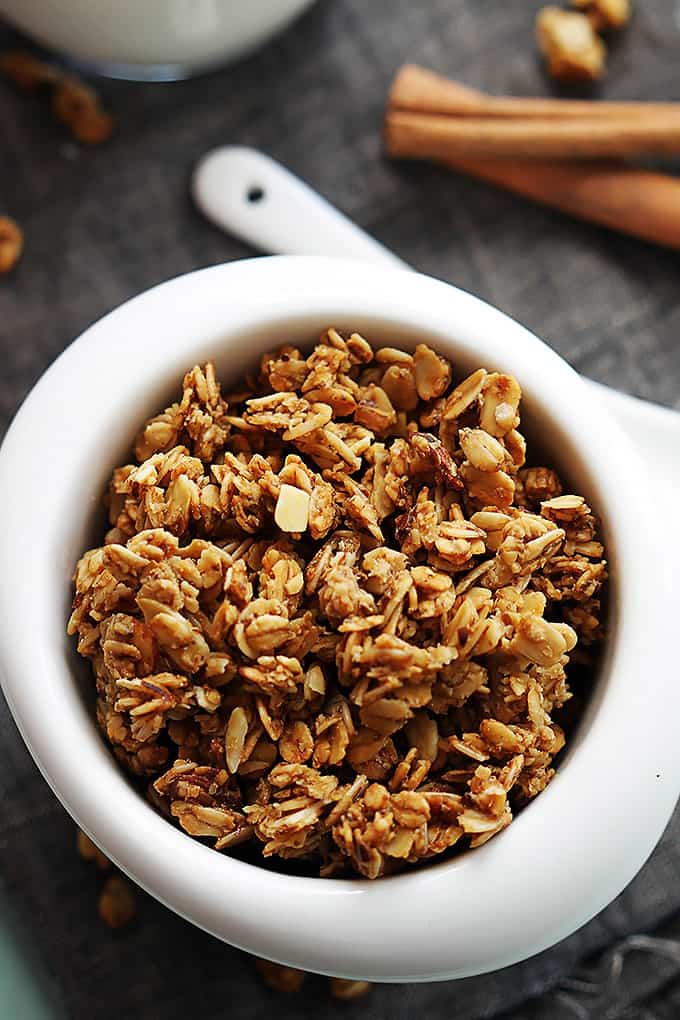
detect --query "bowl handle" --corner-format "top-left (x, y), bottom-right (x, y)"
top-left (192, 145), bottom-right (407, 268)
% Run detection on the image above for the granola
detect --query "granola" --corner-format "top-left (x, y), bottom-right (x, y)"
top-left (77, 828), bottom-right (112, 871)
top-left (1, 51), bottom-right (113, 145)
top-left (535, 6), bottom-right (607, 81)
top-left (536, 0), bottom-right (631, 82)
top-left (98, 875), bottom-right (137, 929)
top-left (68, 329), bottom-right (607, 879)
top-left (0, 216), bottom-right (23, 274)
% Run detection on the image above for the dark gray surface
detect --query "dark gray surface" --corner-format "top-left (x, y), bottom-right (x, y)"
top-left (1, 2), bottom-right (680, 1018)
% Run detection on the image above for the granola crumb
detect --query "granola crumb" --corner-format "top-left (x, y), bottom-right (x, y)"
top-left (1, 50), bottom-right (113, 145)
top-left (77, 828), bottom-right (112, 871)
top-left (0, 50), bottom-right (58, 91)
top-left (0, 216), bottom-right (23, 274)
top-left (69, 331), bottom-right (607, 880)
top-left (52, 77), bottom-right (113, 145)
top-left (98, 875), bottom-right (136, 929)
top-left (255, 958), bottom-right (306, 993)
top-left (329, 977), bottom-right (372, 1000)
top-left (571, 0), bottom-right (631, 31)
top-left (536, 6), bottom-right (606, 81)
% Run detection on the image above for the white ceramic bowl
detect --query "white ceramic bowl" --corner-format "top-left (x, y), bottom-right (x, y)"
top-left (0, 0), bottom-right (317, 79)
top-left (0, 257), bottom-right (678, 982)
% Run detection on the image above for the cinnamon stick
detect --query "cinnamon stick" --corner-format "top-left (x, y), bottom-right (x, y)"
top-left (384, 64), bottom-right (680, 250)
top-left (390, 64), bottom-right (679, 121)
top-left (386, 109), bottom-right (680, 161)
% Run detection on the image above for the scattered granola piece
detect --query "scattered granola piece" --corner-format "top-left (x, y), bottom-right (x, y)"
top-left (70, 105), bottom-right (114, 146)
top-left (52, 74), bottom-right (112, 146)
top-left (0, 216), bottom-right (23, 274)
top-left (255, 958), bottom-right (306, 993)
top-left (76, 828), bottom-right (112, 871)
top-left (536, 6), bottom-right (606, 81)
top-left (571, 0), bottom-right (631, 31)
top-left (412, 344), bottom-right (451, 401)
top-left (329, 977), bottom-right (372, 1000)
top-left (1, 51), bottom-right (113, 145)
top-left (0, 51), bottom-right (58, 91)
top-left (98, 875), bottom-right (136, 929)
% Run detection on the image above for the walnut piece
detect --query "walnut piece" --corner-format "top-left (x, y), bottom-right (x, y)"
top-left (69, 332), bottom-right (607, 880)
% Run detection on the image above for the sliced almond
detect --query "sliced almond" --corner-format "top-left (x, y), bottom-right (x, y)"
top-left (225, 706), bottom-right (249, 773)
top-left (274, 484), bottom-right (310, 533)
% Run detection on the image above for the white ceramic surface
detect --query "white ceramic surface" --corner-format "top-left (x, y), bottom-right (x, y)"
top-left (0, 257), bottom-right (678, 982)
top-left (0, 0), bottom-right (316, 77)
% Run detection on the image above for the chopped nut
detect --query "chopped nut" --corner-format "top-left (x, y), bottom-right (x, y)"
top-left (98, 876), bottom-right (136, 929)
top-left (274, 483), bottom-right (311, 533)
top-left (536, 6), bottom-right (606, 82)
top-left (0, 217), bottom-right (23, 274)
top-left (225, 707), bottom-right (249, 773)
top-left (519, 466), bottom-right (562, 505)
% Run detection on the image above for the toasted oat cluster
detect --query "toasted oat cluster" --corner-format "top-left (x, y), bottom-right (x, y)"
top-left (0, 50), bottom-right (113, 145)
top-left (68, 330), bottom-right (607, 879)
top-left (536, 6), bottom-right (606, 81)
top-left (536, 0), bottom-right (630, 82)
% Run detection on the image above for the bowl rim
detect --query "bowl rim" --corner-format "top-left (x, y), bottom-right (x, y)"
top-left (0, 255), bottom-right (678, 982)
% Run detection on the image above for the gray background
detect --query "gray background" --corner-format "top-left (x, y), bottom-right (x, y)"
top-left (1, 1), bottom-right (680, 1017)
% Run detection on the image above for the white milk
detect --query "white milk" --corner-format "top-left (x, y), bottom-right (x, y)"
top-left (0, 0), bottom-right (317, 77)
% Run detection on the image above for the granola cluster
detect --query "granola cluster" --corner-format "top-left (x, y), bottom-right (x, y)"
top-left (68, 330), bottom-right (607, 879)
top-left (1, 50), bottom-right (113, 145)
top-left (536, 0), bottom-right (631, 82)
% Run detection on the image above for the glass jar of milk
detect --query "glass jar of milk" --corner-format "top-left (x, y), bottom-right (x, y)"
top-left (0, 0), bottom-right (318, 80)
